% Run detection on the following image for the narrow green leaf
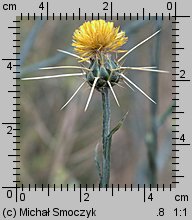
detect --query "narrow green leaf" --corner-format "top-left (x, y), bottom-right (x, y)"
top-left (108, 111), bottom-right (129, 140)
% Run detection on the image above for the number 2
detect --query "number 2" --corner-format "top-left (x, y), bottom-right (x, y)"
top-left (180, 70), bottom-right (185, 79)
top-left (83, 193), bottom-right (89, 201)
top-left (7, 126), bottom-right (12, 134)
top-left (103, 2), bottom-right (109, 10)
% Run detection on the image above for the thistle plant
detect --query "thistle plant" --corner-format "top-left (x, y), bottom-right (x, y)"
top-left (22, 20), bottom-right (168, 187)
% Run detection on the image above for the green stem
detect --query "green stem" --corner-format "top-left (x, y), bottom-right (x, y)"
top-left (100, 87), bottom-right (111, 187)
top-left (147, 19), bottom-right (162, 187)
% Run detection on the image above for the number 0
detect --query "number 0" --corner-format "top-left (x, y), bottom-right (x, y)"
top-left (167, 2), bottom-right (173, 10)
top-left (20, 193), bottom-right (25, 201)
top-left (7, 190), bottom-right (13, 198)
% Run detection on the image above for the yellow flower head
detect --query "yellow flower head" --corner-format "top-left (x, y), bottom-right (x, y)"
top-left (72, 20), bottom-right (128, 59)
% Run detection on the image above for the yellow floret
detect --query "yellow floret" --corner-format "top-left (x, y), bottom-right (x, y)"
top-left (72, 20), bottom-right (128, 59)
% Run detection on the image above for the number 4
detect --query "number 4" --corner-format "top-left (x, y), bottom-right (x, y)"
top-left (39, 2), bottom-right (45, 10)
top-left (148, 193), bottom-right (153, 201)
top-left (7, 62), bottom-right (12, 70)
top-left (180, 134), bottom-right (185, 142)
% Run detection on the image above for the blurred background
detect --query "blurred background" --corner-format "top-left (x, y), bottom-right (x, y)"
top-left (18, 17), bottom-right (175, 187)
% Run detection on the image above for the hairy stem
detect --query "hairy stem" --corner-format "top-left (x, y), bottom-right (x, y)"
top-left (100, 87), bottom-right (111, 187)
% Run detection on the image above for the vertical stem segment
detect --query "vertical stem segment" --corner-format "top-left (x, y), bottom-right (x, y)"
top-left (147, 19), bottom-right (162, 187)
top-left (101, 87), bottom-right (111, 187)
